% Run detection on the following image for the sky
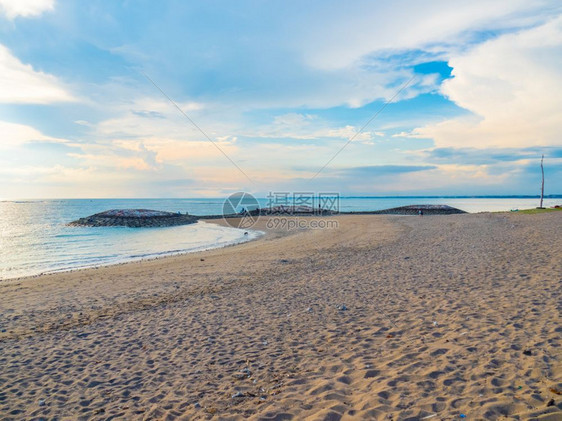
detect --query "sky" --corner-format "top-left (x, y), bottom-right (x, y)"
top-left (0, 0), bottom-right (561, 198)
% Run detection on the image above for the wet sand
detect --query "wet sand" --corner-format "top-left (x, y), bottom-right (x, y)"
top-left (0, 213), bottom-right (561, 420)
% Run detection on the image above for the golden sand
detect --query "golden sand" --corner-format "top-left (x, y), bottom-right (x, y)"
top-left (0, 213), bottom-right (561, 420)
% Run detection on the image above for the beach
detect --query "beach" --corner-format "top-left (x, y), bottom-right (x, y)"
top-left (0, 212), bottom-right (561, 420)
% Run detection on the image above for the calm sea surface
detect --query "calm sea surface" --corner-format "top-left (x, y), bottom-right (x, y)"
top-left (0, 197), bottom-right (559, 280)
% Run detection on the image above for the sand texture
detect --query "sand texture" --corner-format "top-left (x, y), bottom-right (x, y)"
top-left (0, 213), bottom-right (561, 420)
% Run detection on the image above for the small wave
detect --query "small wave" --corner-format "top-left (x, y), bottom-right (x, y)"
top-left (54, 232), bottom-right (99, 239)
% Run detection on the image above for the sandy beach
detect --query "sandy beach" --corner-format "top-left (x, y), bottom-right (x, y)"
top-left (0, 212), bottom-right (561, 420)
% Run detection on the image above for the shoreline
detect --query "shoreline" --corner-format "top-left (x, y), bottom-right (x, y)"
top-left (0, 220), bottom-right (265, 283)
top-left (6, 207), bottom-right (561, 283)
top-left (0, 209), bottom-right (455, 283)
top-left (0, 214), bottom-right (394, 338)
top-left (1, 212), bottom-right (561, 419)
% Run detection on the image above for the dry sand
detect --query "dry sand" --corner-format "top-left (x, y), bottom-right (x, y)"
top-left (0, 213), bottom-right (561, 420)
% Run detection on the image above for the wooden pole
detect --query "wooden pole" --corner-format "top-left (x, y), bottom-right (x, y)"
top-left (540, 154), bottom-right (545, 208)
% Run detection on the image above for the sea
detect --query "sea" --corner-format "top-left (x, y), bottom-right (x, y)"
top-left (0, 197), bottom-right (560, 280)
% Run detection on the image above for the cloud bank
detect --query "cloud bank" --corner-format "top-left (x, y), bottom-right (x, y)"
top-left (0, 44), bottom-right (74, 104)
top-left (0, 1), bottom-right (561, 198)
top-left (413, 16), bottom-right (562, 149)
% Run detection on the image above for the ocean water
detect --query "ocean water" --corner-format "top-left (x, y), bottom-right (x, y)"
top-left (0, 197), bottom-right (560, 280)
top-left (0, 199), bottom-right (261, 280)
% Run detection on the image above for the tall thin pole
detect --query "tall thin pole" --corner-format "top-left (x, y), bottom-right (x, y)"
top-left (540, 154), bottom-right (545, 208)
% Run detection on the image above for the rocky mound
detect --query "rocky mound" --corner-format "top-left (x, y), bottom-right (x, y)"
top-left (346, 204), bottom-right (466, 215)
top-left (68, 209), bottom-right (198, 228)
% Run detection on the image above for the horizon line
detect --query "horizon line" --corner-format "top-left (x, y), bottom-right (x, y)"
top-left (2, 194), bottom-right (562, 201)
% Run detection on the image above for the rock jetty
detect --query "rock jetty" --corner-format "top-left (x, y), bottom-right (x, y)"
top-left (347, 204), bottom-right (466, 215)
top-left (68, 209), bottom-right (197, 228)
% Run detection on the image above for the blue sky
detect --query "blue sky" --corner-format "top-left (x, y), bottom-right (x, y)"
top-left (0, 0), bottom-right (561, 198)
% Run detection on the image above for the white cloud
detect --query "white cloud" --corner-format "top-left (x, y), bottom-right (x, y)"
top-left (0, 120), bottom-right (66, 148)
top-left (67, 97), bottom-right (237, 172)
top-left (229, 0), bottom-right (558, 110)
top-left (0, 0), bottom-right (54, 19)
top-left (290, 0), bottom-right (557, 70)
top-left (249, 113), bottom-right (378, 142)
top-left (0, 44), bottom-right (74, 104)
top-left (74, 120), bottom-right (93, 127)
top-left (95, 97), bottom-right (204, 139)
top-left (413, 16), bottom-right (562, 149)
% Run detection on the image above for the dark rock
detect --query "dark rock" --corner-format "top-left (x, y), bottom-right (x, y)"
top-left (68, 209), bottom-right (197, 228)
top-left (547, 399), bottom-right (555, 407)
top-left (523, 349), bottom-right (533, 356)
top-left (345, 204), bottom-right (466, 215)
